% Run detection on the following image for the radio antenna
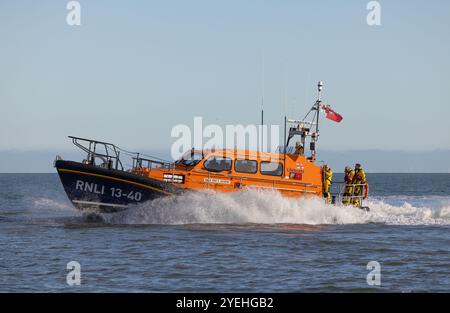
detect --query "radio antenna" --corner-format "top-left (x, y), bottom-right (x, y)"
top-left (260, 50), bottom-right (265, 152)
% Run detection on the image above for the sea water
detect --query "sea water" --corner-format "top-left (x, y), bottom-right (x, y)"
top-left (0, 173), bottom-right (449, 292)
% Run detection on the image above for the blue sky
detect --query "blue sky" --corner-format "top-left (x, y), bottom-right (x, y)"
top-left (1, 0), bottom-right (450, 155)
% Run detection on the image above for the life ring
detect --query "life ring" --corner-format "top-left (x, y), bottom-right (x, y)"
top-left (364, 182), bottom-right (369, 199)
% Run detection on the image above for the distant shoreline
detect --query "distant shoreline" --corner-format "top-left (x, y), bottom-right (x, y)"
top-left (1, 172), bottom-right (449, 174)
top-left (1, 149), bottom-right (449, 173)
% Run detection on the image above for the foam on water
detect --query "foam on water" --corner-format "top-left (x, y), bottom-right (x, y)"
top-left (33, 198), bottom-right (73, 211)
top-left (100, 189), bottom-right (450, 226)
top-left (29, 197), bottom-right (80, 218)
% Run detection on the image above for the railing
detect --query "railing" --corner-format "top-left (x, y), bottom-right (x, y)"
top-left (69, 136), bottom-right (125, 170)
top-left (329, 182), bottom-right (369, 207)
top-left (67, 136), bottom-right (173, 172)
top-left (132, 156), bottom-right (173, 171)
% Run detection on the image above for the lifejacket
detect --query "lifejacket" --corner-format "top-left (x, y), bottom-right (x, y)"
top-left (325, 168), bottom-right (333, 184)
top-left (352, 168), bottom-right (368, 199)
top-left (344, 170), bottom-right (354, 184)
top-left (352, 168), bottom-right (366, 184)
top-left (322, 167), bottom-right (333, 196)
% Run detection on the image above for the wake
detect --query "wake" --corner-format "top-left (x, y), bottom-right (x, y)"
top-left (99, 189), bottom-right (450, 226)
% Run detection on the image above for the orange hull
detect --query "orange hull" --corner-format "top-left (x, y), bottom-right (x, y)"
top-left (132, 149), bottom-right (323, 198)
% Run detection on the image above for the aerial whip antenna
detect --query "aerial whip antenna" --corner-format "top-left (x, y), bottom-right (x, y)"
top-left (260, 50), bottom-right (265, 152)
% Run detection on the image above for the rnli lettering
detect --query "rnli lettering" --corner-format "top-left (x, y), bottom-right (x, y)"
top-left (75, 180), bottom-right (104, 195)
top-left (74, 180), bottom-right (142, 201)
top-left (110, 188), bottom-right (142, 201)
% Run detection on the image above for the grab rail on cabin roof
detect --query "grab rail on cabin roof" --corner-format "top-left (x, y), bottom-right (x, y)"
top-left (68, 136), bottom-right (172, 172)
top-left (132, 156), bottom-right (173, 170)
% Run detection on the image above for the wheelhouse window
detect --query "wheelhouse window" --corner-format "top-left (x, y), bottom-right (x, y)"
top-left (234, 159), bottom-right (257, 174)
top-left (260, 161), bottom-right (283, 176)
top-left (203, 157), bottom-right (232, 172)
top-left (177, 150), bottom-right (203, 167)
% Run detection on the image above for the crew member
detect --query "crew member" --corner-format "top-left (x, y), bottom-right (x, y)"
top-left (352, 163), bottom-right (367, 207)
top-left (342, 166), bottom-right (354, 205)
top-left (322, 164), bottom-right (333, 203)
top-left (295, 142), bottom-right (304, 156)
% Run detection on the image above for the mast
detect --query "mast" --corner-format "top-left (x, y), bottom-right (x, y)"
top-left (316, 81), bottom-right (322, 135)
top-left (311, 81), bottom-right (323, 161)
top-left (284, 81), bottom-right (324, 162)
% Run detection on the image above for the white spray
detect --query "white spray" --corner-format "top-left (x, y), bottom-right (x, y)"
top-left (99, 189), bottom-right (450, 226)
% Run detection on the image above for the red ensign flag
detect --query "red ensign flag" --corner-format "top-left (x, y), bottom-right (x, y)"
top-left (320, 104), bottom-right (343, 123)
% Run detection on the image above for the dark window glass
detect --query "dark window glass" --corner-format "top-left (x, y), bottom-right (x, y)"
top-left (180, 152), bottom-right (203, 167)
top-left (260, 162), bottom-right (283, 176)
top-left (203, 157), bottom-right (232, 172)
top-left (234, 159), bottom-right (257, 174)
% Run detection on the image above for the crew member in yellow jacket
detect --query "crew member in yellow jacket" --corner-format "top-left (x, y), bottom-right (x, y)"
top-left (322, 165), bottom-right (333, 203)
top-left (342, 166), bottom-right (355, 205)
top-left (352, 163), bottom-right (367, 207)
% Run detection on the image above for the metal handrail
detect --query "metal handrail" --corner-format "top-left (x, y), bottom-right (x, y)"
top-left (329, 181), bottom-right (369, 206)
top-left (68, 136), bottom-right (172, 172)
top-left (132, 156), bottom-right (173, 170)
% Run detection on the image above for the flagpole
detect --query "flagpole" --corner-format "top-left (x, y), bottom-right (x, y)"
top-left (313, 81), bottom-right (323, 161)
top-left (316, 81), bottom-right (322, 132)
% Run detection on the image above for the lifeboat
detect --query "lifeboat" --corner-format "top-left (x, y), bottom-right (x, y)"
top-left (54, 82), bottom-right (369, 213)
top-left (54, 141), bottom-right (323, 213)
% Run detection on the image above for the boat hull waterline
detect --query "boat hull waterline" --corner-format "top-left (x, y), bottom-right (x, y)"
top-left (55, 160), bottom-right (179, 213)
